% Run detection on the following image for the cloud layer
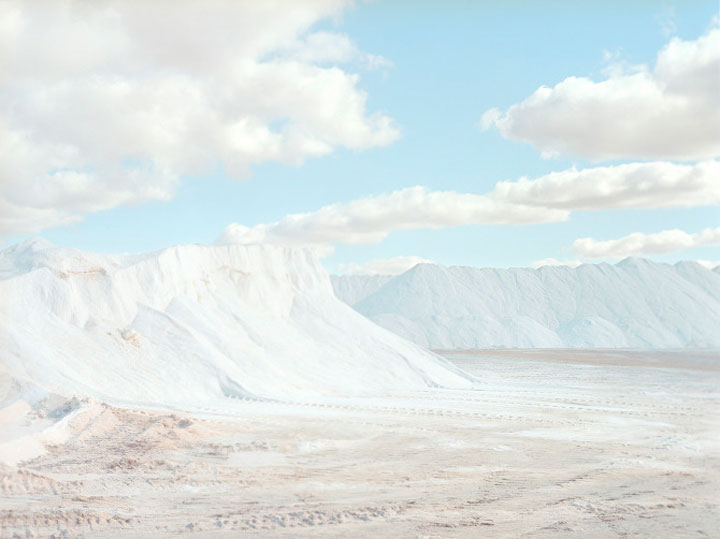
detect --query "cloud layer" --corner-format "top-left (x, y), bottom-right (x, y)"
top-left (573, 227), bottom-right (720, 259)
top-left (217, 186), bottom-right (569, 248)
top-left (219, 160), bottom-right (719, 250)
top-left (482, 25), bottom-right (720, 161)
top-left (0, 0), bottom-right (398, 235)
top-left (491, 160), bottom-right (720, 210)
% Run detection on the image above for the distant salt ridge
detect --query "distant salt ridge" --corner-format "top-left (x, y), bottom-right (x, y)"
top-left (331, 259), bottom-right (720, 349)
top-left (0, 239), bottom-right (473, 405)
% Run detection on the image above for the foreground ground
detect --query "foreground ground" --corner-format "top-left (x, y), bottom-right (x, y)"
top-left (1, 350), bottom-right (719, 538)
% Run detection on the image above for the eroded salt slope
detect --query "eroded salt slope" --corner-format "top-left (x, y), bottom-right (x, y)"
top-left (0, 240), bottom-right (473, 405)
top-left (332, 260), bottom-right (720, 349)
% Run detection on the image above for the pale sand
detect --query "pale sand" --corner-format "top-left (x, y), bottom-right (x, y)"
top-left (2, 349), bottom-right (719, 538)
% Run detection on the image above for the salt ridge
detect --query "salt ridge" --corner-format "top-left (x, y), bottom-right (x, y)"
top-left (332, 260), bottom-right (720, 349)
top-left (0, 240), bottom-right (473, 406)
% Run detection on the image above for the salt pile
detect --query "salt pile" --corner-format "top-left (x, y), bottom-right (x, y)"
top-left (0, 239), bottom-right (473, 406)
top-left (332, 259), bottom-right (720, 349)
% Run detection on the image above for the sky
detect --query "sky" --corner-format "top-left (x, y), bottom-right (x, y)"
top-left (1, 0), bottom-right (719, 274)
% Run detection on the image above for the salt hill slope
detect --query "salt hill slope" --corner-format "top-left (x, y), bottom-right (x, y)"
top-left (331, 260), bottom-right (720, 349)
top-left (0, 240), bottom-right (473, 406)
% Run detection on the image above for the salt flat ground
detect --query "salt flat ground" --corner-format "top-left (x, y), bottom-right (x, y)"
top-left (2, 349), bottom-right (719, 538)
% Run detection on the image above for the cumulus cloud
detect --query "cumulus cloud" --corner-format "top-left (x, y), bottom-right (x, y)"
top-left (482, 25), bottom-right (720, 160)
top-left (491, 160), bottom-right (720, 210)
top-left (0, 0), bottom-right (398, 235)
top-left (338, 256), bottom-right (434, 275)
top-left (573, 227), bottom-right (720, 259)
top-left (217, 186), bottom-right (569, 248)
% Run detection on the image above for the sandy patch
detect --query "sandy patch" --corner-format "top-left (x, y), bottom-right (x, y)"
top-left (1, 350), bottom-right (718, 537)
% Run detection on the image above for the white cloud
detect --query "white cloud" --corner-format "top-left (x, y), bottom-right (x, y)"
top-left (282, 31), bottom-right (392, 70)
top-left (338, 256), bottom-right (434, 275)
top-left (491, 160), bottom-right (720, 210)
top-left (478, 107), bottom-right (501, 131)
top-left (218, 186), bottom-right (569, 247)
top-left (573, 227), bottom-right (720, 259)
top-left (482, 25), bottom-right (720, 160)
top-left (0, 0), bottom-right (398, 235)
top-left (530, 258), bottom-right (583, 269)
top-left (696, 260), bottom-right (720, 269)
top-left (656, 5), bottom-right (677, 38)
top-left (219, 159), bottom-right (720, 250)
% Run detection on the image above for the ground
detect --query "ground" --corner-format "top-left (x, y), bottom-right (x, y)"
top-left (1, 350), bottom-right (718, 538)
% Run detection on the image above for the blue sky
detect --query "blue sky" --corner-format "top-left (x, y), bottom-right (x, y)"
top-left (2, 1), bottom-right (719, 272)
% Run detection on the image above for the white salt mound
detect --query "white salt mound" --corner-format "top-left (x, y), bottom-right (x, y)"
top-left (331, 260), bottom-right (720, 349)
top-left (0, 240), bottom-right (473, 406)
